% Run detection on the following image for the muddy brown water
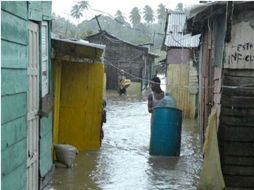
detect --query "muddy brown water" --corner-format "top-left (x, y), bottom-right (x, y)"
top-left (52, 94), bottom-right (202, 190)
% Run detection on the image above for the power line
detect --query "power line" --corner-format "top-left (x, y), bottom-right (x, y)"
top-left (88, 7), bottom-right (202, 49)
top-left (104, 58), bottom-right (254, 90)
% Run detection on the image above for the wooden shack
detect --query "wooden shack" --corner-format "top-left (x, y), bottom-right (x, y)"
top-left (86, 31), bottom-right (157, 91)
top-left (162, 11), bottom-right (200, 118)
top-left (1, 1), bottom-right (53, 190)
top-left (52, 37), bottom-right (105, 151)
top-left (186, 2), bottom-right (254, 188)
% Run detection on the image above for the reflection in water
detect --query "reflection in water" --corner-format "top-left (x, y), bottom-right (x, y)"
top-left (52, 94), bottom-right (202, 190)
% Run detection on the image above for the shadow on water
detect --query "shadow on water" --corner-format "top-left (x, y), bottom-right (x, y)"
top-left (51, 91), bottom-right (202, 190)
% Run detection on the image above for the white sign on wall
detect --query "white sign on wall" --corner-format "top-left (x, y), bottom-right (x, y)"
top-left (225, 21), bottom-right (254, 69)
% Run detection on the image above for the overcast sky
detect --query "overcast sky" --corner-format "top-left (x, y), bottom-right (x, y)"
top-left (52, 0), bottom-right (200, 24)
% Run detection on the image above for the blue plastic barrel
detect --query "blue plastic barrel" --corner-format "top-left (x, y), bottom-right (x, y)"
top-left (149, 107), bottom-right (182, 156)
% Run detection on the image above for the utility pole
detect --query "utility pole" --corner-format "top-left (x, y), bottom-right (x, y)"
top-left (93, 14), bottom-right (102, 32)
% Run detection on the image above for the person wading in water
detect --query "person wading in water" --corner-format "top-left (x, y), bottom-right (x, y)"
top-left (148, 77), bottom-right (165, 113)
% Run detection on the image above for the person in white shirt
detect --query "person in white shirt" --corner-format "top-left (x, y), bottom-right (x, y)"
top-left (148, 77), bottom-right (164, 113)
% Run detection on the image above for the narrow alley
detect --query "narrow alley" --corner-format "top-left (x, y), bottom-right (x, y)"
top-left (52, 94), bottom-right (202, 190)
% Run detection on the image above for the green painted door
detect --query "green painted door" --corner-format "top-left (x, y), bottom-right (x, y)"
top-left (27, 21), bottom-right (39, 190)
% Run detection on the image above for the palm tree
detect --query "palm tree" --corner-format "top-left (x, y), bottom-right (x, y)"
top-left (71, 4), bottom-right (83, 21)
top-left (157, 3), bottom-right (166, 24)
top-left (115, 10), bottom-right (125, 24)
top-left (143, 5), bottom-right (154, 24)
top-left (70, 1), bottom-right (89, 38)
top-left (129, 7), bottom-right (141, 27)
top-left (78, 0), bottom-right (89, 10)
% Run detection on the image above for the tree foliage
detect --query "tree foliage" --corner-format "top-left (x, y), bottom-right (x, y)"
top-left (71, 4), bottom-right (83, 20)
top-left (129, 7), bottom-right (141, 27)
top-left (78, 1), bottom-right (89, 10)
top-left (143, 5), bottom-right (154, 24)
top-left (53, 4), bottom-right (167, 59)
top-left (115, 10), bottom-right (126, 24)
top-left (157, 3), bottom-right (166, 23)
top-left (71, 1), bottom-right (89, 21)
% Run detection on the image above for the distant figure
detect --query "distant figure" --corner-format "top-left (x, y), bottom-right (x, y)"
top-left (118, 70), bottom-right (127, 96)
top-left (148, 77), bottom-right (165, 113)
top-left (100, 99), bottom-right (107, 145)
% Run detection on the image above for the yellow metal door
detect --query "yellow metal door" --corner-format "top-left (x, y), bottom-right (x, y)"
top-left (57, 62), bottom-right (104, 150)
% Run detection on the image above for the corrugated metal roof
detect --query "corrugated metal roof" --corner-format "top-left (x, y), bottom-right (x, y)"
top-left (52, 36), bottom-right (106, 50)
top-left (165, 12), bottom-right (200, 48)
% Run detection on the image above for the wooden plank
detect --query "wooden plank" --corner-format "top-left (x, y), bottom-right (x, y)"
top-left (1, 116), bottom-right (27, 151)
top-left (1, 40), bottom-right (27, 69)
top-left (221, 107), bottom-right (254, 117)
top-left (1, 69), bottom-right (28, 96)
top-left (40, 132), bottom-right (53, 177)
top-left (1, 10), bottom-right (27, 45)
top-left (1, 164), bottom-right (26, 190)
top-left (214, 93), bottom-right (221, 104)
top-left (223, 74), bottom-right (254, 96)
top-left (221, 96), bottom-right (254, 108)
top-left (223, 165), bottom-right (254, 176)
top-left (221, 116), bottom-right (254, 127)
top-left (223, 87), bottom-right (254, 97)
top-left (223, 126), bottom-right (254, 142)
top-left (224, 156), bottom-right (254, 166)
top-left (224, 176), bottom-right (254, 188)
top-left (224, 142), bottom-right (254, 157)
top-left (224, 69), bottom-right (254, 78)
top-left (1, 138), bottom-right (27, 176)
top-left (1, 93), bottom-right (27, 125)
top-left (214, 67), bottom-right (222, 80)
top-left (42, 1), bottom-right (52, 20)
top-left (1, 1), bottom-right (28, 19)
top-left (213, 78), bottom-right (221, 94)
top-left (40, 112), bottom-right (52, 138)
top-left (224, 75), bottom-right (254, 86)
top-left (28, 1), bottom-right (42, 21)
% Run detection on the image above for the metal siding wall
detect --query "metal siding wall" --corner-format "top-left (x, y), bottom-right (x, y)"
top-left (165, 13), bottom-right (200, 48)
top-left (57, 62), bottom-right (104, 150)
top-left (166, 64), bottom-right (197, 118)
top-left (167, 49), bottom-right (191, 64)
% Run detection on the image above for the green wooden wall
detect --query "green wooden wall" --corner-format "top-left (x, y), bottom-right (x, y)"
top-left (1, 1), bottom-right (53, 189)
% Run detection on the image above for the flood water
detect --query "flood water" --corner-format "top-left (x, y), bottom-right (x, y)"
top-left (52, 93), bottom-right (202, 190)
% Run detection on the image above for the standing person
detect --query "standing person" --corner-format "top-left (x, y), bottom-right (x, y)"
top-left (148, 77), bottom-right (165, 113)
top-left (118, 70), bottom-right (127, 96)
top-left (100, 99), bottom-right (107, 145)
